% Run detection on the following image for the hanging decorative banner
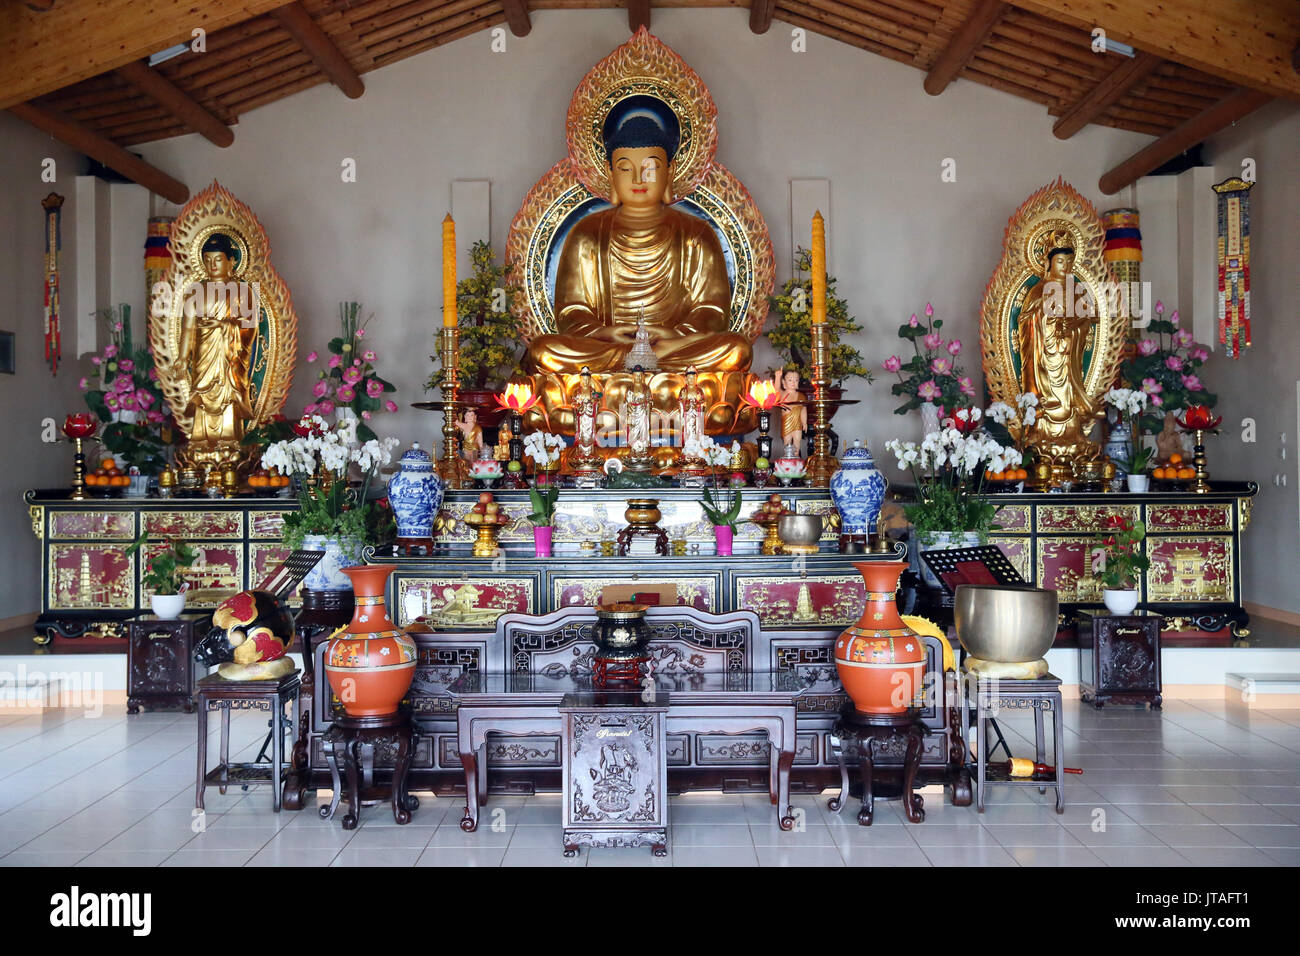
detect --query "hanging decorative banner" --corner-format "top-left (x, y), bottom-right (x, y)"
top-left (1212, 177), bottom-right (1254, 359)
top-left (144, 216), bottom-right (174, 303)
top-left (1101, 208), bottom-right (1142, 290)
top-left (41, 192), bottom-right (64, 375)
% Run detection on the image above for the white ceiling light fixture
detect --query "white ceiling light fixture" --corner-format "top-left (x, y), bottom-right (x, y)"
top-left (147, 44), bottom-right (189, 67)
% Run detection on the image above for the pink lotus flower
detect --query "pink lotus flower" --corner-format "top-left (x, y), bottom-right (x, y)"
top-left (366, 379), bottom-right (384, 398)
top-left (882, 355), bottom-right (902, 373)
top-left (112, 321), bottom-right (123, 333)
top-left (135, 389), bottom-right (154, 409)
top-left (119, 392), bottom-right (136, 410)
top-left (925, 302), bottom-right (934, 317)
top-left (1151, 395), bottom-right (1163, 407)
top-left (312, 379), bottom-right (330, 399)
top-left (146, 410), bottom-right (165, 424)
top-left (908, 314), bottom-right (920, 328)
top-left (363, 350), bottom-right (376, 362)
top-left (105, 393), bottom-right (119, 410)
top-left (947, 339), bottom-right (962, 356)
top-left (918, 379), bottom-right (941, 401)
top-left (1154, 301), bottom-right (1164, 315)
top-left (337, 385), bottom-right (356, 403)
top-left (342, 366), bottom-right (362, 385)
top-left (104, 344), bottom-right (118, 358)
top-left (1181, 374), bottom-right (1203, 391)
top-left (362, 410), bottom-right (373, 421)
top-left (384, 400), bottom-right (398, 413)
top-left (1169, 310), bottom-right (1180, 325)
top-left (317, 399), bottom-right (334, 415)
top-left (1141, 378), bottom-right (1163, 395)
top-left (959, 376), bottom-right (976, 397)
top-left (1138, 339), bottom-right (1158, 356)
top-left (148, 367), bottom-right (158, 381)
top-left (306, 351), bottom-right (318, 363)
top-left (328, 354), bottom-right (342, 369)
top-left (303, 402), bottom-right (319, 416)
top-left (78, 377), bottom-right (88, 391)
top-left (1189, 346), bottom-right (1209, 362)
top-left (114, 374), bottom-right (135, 394)
top-left (1165, 355), bottom-right (1183, 372)
top-left (1174, 329), bottom-right (1194, 348)
top-left (931, 357), bottom-right (952, 375)
top-left (355, 328), bottom-right (365, 338)
top-left (91, 356), bottom-right (101, 366)
top-left (923, 332), bottom-right (943, 351)
top-left (117, 358), bottom-right (134, 373)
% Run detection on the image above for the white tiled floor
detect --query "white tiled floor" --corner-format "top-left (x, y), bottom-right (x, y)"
top-left (1, 698), bottom-right (1298, 866)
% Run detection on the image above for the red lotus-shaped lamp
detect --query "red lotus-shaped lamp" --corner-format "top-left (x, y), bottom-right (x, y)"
top-left (742, 380), bottom-right (784, 462)
top-left (495, 383), bottom-right (537, 481)
top-left (1174, 404), bottom-right (1222, 494)
top-left (62, 413), bottom-right (99, 500)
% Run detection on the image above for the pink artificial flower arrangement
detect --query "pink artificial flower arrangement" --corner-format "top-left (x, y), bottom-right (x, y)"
top-left (1119, 302), bottom-right (1215, 434)
top-left (304, 302), bottom-right (397, 439)
top-left (882, 303), bottom-right (973, 417)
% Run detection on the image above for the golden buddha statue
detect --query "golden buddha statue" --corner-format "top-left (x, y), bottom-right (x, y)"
top-left (181, 233), bottom-right (254, 464)
top-left (1017, 231), bottom-right (1101, 474)
top-left (527, 117), bottom-right (751, 375)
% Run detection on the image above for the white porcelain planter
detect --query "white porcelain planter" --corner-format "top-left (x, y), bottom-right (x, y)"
top-left (1125, 474), bottom-right (1150, 493)
top-left (1103, 588), bottom-right (1139, 615)
top-left (920, 402), bottom-right (942, 436)
top-left (151, 593), bottom-right (187, 620)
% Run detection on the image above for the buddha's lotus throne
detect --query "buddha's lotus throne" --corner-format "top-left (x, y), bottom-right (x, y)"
top-left (508, 28), bottom-right (773, 437)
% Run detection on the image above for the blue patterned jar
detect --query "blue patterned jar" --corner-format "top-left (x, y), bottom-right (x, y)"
top-left (387, 442), bottom-right (443, 542)
top-left (830, 439), bottom-right (887, 538)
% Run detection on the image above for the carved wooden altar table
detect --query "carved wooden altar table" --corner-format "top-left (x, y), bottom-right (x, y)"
top-left (449, 669), bottom-right (802, 833)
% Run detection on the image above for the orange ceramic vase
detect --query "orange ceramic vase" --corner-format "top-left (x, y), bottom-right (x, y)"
top-left (834, 561), bottom-right (925, 716)
top-left (324, 564), bottom-right (417, 717)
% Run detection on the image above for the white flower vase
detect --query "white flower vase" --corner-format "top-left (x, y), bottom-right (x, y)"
top-left (1125, 474), bottom-right (1149, 493)
top-left (1103, 588), bottom-right (1139, 615)
top-left (151, 593), bottom-right (186, 620)
top-left (920, 402), bottom-right (941, 436)
top-left (111, 410), bottom-right (139, 425)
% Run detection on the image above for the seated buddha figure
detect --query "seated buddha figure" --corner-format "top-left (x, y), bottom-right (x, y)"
top-left (527, 116), bottom-right (751, 375)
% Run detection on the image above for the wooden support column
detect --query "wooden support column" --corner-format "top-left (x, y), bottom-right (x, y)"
top-left (115, 59), bottom-right (234, 148)
top-left (501, 0), bottom-right (531, 37)
top-left (8, 101), bottom-right (189, 203)
top-left (750, 0), bottom-right (776, 34)
top-left (271, 1), bottom-right (364, 99)
top-left (924, 0), bottom-right (1006, 95)
top-left (628, 0), bottom-right (650, 32)
top-left (1099, 88), bottom-right (1272, 194)
top-left (1053, 50), bottom-right (1160, 140)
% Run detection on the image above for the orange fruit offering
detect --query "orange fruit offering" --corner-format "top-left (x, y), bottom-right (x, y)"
top-left (1178, 467), bottom-right (1196, 479)
top-left (1153, 467), bottom-right (1166, 480)
top-left (1169, 452), bottom-right (1183, 465)
top-left (100, 458), bottom-right (116, 470)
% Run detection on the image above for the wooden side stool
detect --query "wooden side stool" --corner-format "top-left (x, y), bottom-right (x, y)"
top-left (827, 705), bottom-right (929, 826)
top-left (960, 672), bottom-right (1066, 813)
top-left (319, 712), bottom-right (420, 829)
top-left (196, 671), bottom-right (301, 813)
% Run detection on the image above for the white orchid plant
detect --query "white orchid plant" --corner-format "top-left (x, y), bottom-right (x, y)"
top-left (1102, 387), bottom-right (1149, 419)
top-left (523, 431), bottom-right (566, 470)
top-left (264, 415), bottom-right (399, 550)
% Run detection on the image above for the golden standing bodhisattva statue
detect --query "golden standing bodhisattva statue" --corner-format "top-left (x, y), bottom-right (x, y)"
top-left (527, 117), bottom-right (750, 375)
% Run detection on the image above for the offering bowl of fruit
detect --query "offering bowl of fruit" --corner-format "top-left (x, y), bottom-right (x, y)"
top-left (1151, 452), bottom-right (1196, 490)
top-left (470, 458), bottom-right (504, 488)
top-left (750, 493), bottom-right (791, 555)
top-left (983, 464), bottom-right (1029, 493)
top-left (772, 457), bottom-right (807, 486)
top-left (248, 468), bottom-right (293, 495)
top-left (464, 492), bottom-right (511, 557)
top-left (86, 457), bottom-right (129, 496)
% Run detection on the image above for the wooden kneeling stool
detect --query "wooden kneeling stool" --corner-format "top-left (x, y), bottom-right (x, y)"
top-left (828, 705), bottom-right (929, 826)
top-left (320, 711), bottom-right (419, 829)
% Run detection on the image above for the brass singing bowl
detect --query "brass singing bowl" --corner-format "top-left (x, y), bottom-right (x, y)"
top-left (624, 499), bottom-right (662, 525)
top-left (953, 585), bottom-right (1059, 663)
top-left (777, 514), bottom-right (823, 547)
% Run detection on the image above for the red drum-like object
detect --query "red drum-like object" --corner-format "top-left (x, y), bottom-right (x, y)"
top-left (324, 564), bottom-right (416, 717)
top-left (834, 561), bottom-right (925, 716)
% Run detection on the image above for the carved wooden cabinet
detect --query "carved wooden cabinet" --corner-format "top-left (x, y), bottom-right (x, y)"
top-left (127, 615), bottom-right (210, 713)
top-left (1077, 610), bottom-right (1163, 709)
top-left (560, 693), bottom-right (669, 856)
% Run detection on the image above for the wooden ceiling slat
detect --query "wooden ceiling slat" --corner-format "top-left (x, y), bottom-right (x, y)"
top-left (41, 84), bottom-right (137, 113)
top-left (162, 19), bottom-right (286, 81)
top-left (370, 11), bottom-right (509, 68)
top-left (1126, 82), bottom-right (1217, 112)
top-left (118, 125), bottom-right (191, 147)
top-left (981, 35), bottom-right (1097, 85)
top-left (840, 0), bottom-right (943, 33)
top-left (773, 9), bottom-right (917, 68)
top-left (967, 48), bottom-right (1075, 101)
top-left (959, 64), bottom-right (1056, 107)
top-left (1105, 101), bottom-right (1194, 128)
top-left (988, 20), bottom-right (1106, 73)
top-left (353, 0), bottom-right (462, 36)
top-left (368, 6), bottom-right (510, 59)
top-left (230, 73), bottom-right (330, 115)
top-left (181, 41), bottom-right (309, 95)
top-left (62, 97), bottom-right (159, 125)
top-left (999, 7), bottom-right (1089, 50)
top-left (359, 0), bottom-right (491, 47)
top-left (204, 53), bottom-right (319, 100)
top-left (220, 63), bottom-right (324, 106)
top-left (776, 2), bottom-right (921, 58)
top-left (794, 0), bottom-right (929, 47)
top-left (1145, 72), bottom-right (1233, 100)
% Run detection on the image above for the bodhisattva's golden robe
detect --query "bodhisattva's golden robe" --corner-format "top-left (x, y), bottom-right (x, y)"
top-left (528, 206), bottom-right (752, 374)
top-left (182, 296), bottom-right (254, 453)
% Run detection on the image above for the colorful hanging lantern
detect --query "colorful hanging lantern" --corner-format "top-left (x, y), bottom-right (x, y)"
top-left (41, 193), bottom-right (64, 375)
top-left (144, 216), bottom-right (174, 304)
top-left (1212, 177), bottom-right (1254, 359)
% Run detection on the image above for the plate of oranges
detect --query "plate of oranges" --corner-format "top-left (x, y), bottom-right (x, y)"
top-left (1151, 452), bottom-right (1196, 488)
top-left (247, 468), bottom-right (292, 495)
top-left (85, 458), bottom-right (129, 495)
top-left (983, 466), bottom-right (1030, 491)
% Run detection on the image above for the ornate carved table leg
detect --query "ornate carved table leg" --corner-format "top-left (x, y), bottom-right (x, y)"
top-left (652, 842), bottom-right (668, 857)
top-left (827, 731), bottom-right (848, 813)
top-left (320, 729), bottom-right (343, 821)
top-left (282, 706), bottom-right (312, 812)
top-left (459, 749), bottom-right (480, 832)
top-left (563, 843), bottom-right (580, 858)
top-left (218, 702), bottom-right (230, 795)
top-left (902, 724), bottom-right (926, 823)
top-left (857, 738), bottom-right (875, 827)
top-left (1034, 704), bottom-right (1047, 795)
top-left (777, 748), bottom-right (796, 831)
top-left (340, 736), bottom-right (362, 831)
top-left (195, 696), bottom-right (208, 811)
top-left (391, 726), bottom-right (414, 825)
top-left (1052, 692), bottom-right (1066, 814)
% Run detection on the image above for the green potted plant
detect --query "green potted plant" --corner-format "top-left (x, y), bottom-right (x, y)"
top-left (426, 240), bottom-right (523, 427)
top-left (700, 484), bottom-right (743, 556)
top-left (1092, 515), bottom-right (1151, 614)
top-left (527, 484), bottom-right (559, 557)
top-left (126, 533), bottom-right (198, 619)
top-left (767, 248), bottom-right (872, 409)
top-left (1117, 444), bottom-right (1155, 493)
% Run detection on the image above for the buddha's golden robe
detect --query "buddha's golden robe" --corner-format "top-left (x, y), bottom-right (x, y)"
top-left (528, 206), bottom-right (751, 373)
top-left (1017, 284), bottom-right (1096, 458)
top-left (183, 296), bottom-right (253, 451)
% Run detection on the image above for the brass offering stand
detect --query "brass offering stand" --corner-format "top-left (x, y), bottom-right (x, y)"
top-left (68, 437), bottom-right (89, 501)
top-left (750, 511), bottom-right (785, 556)
top-left (805, 321), bottom-right (836, 487)
top-left (1189, 430), bottom-right (1212, 494)
top-left (437, 327), bottom-right (468, 489)
top-left (463, 510), bottom-right (508, 557)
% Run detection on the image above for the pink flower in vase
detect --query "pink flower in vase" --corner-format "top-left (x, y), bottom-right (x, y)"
top-left (908, 314), bottom-right (920, 328)
top-left (925, 302), bottom-right (934, 317)
top-left (366, 379), bottom-right (384, 398)
top-left (1138, 339), bottom-right (1158, 356)
top-left (337, 385), bottom-right (357, 403)
top-left (148, 367), bottom-right (158, 381)
top-left (384, 400), bottom-right (398, 413)
top-left (1189, 346), bottom-right (1209, 363)
top-left (146, 410), bottom-right (165, 424)
top-left (342, 366), bottom-right (362, 385)
top-left (363, 350), bottom-right (376, 362)
top-left (923, 331), bottom-right (943, 351)
top-left (117, 358), bottom-right (134, 373)
top-left (362, 410), bottom-right (373, 420)
top-left (135, 389), bottom-right (154, 409)
top-left (1169, 310), bottom-right (1180, 325)
top-left (1181, 374), bottom-right (1203, 391)
top-left (104, 344), bottom-right (117, 358)
top-left (931, 357), bottom-right (952, 376)
top-left (958, 376), bottom-right (976, 397)
top-left (114, 374), bottom-right (135, 394)
top-left (312, 379), bottom-right (330, 399)
top-left (306, 351), bottom-right (318, 363)
top-left (1165, 355), bottom-right (1183, 372)
top-left (328, 354), bottom-right (342, 369)
top-left (303, 403), bottom-right (319, 416)
top-left (119, 391), bottom-right (136, 410)
top-left (105, 392), bottom-right (119, 410)
top-left (918, 379), bottom-right (941, 402)
top-left (317, 399), bottom-right (335, 415)
top-left (882, 355), bottom-right (902, 373)
top-left (355, 328), bottom-right (365, 338)
top-left (947, 339), bottom-right (962, 356)
top-left (1174, 329), bottom-right (1194, 348)
top-left (1154, 300), bottom-right (1164, 315)
top-left (1141, 378), bottom-right (1163, 395)
top-left (78, 377), bottom-right (88, 391)
top-left (1151, 395), bottom-right (1163, 407)
top-left (91, 356), bottom-right (101, 366)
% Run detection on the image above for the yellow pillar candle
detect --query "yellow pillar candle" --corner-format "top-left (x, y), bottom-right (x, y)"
top-left (442, 213), bottom-right (457, 327)
top-left (811, 210), bottom-right (826, 324)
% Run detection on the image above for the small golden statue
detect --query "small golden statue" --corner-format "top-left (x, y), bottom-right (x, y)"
top-left (456, 408), bottom-right (485, 462)
top-left (494, 424), bottom-right (512, 462)
top-left (571, 366), bottom-right (603, 473)
top-left (773, 369), bottom-right (806, 457)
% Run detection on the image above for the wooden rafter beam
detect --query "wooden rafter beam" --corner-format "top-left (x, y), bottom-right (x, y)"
top-left (1007, 0), bottom-right (1300, 101)
top-left (501, 0), bottom-right (531, 37)
top-left (8, 101), bottom-right (189, 203)
top-left (924, 0), bottom-right (1007, 95)
top-left (1099, 87), bottom-right (1272, 194)
top-left (750, 0), bottom-right (776, 34)
top-left (115, 60), bottom-right (234, 148)
top-left (628, 0), bottom-right (650, 33)
top-left (271, 1), bottom-right (364, 99)
top-left (1052, 50), bottom-right (1160, 139)
top-left (0, 0), bottom-right (294, 112)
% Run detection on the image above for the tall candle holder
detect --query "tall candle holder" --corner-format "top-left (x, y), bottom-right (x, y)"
top-left (437, 327), bottom-right (468, 489)
top-left (1176, 406), bottom-right (1222, 495)
top-left (62, 413), bottom-right (97, 501)
top-left (805, 322), bottom-right (837, 487)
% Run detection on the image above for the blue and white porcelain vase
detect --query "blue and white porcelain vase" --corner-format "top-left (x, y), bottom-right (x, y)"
top-left (387, 442), bottom-right (443, 541)
top-left (829, 439), bottom-right (887, 538)
top-left (1105, 425), bottom-right (1132, 480)
top-left (302, 534), bottom-right (366, 592)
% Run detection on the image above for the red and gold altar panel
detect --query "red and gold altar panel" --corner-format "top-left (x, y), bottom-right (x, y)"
top-left (49, 510), bottom-right (135, 540)
top-left (396, 576), bottom-right (537, 629)
top-left (248, 509), bottom-right (289, 539)
top-left (143, 510), bottom-right (243, 538)
top-left (993, 503), bottom-right (1031, 533)
top-left (1146, 536), bottom-right (1233, 603)
top-left (988, 535), bottom-right (1032, 580)
top-left (140, 540), bottom-right (242, 607)
top-left (1037, 503), bottom-right (1139, 534)
top-left (49, 543), bottom-right (135, 610)
top-left (734, 574), bottom-right (863, 627)
top-left (1145, 503), bottom-right (1234, 533)
top-left (1037, 537), bottom-right (1104, 604)
top-left (552, 575), bottom-right (717, 612)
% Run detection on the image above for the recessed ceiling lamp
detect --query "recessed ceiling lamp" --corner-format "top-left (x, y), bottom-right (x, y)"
top-left (147, 43), bottom-right (189, 67)
top-left (1104, 38), bottom-right (1137, 58)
